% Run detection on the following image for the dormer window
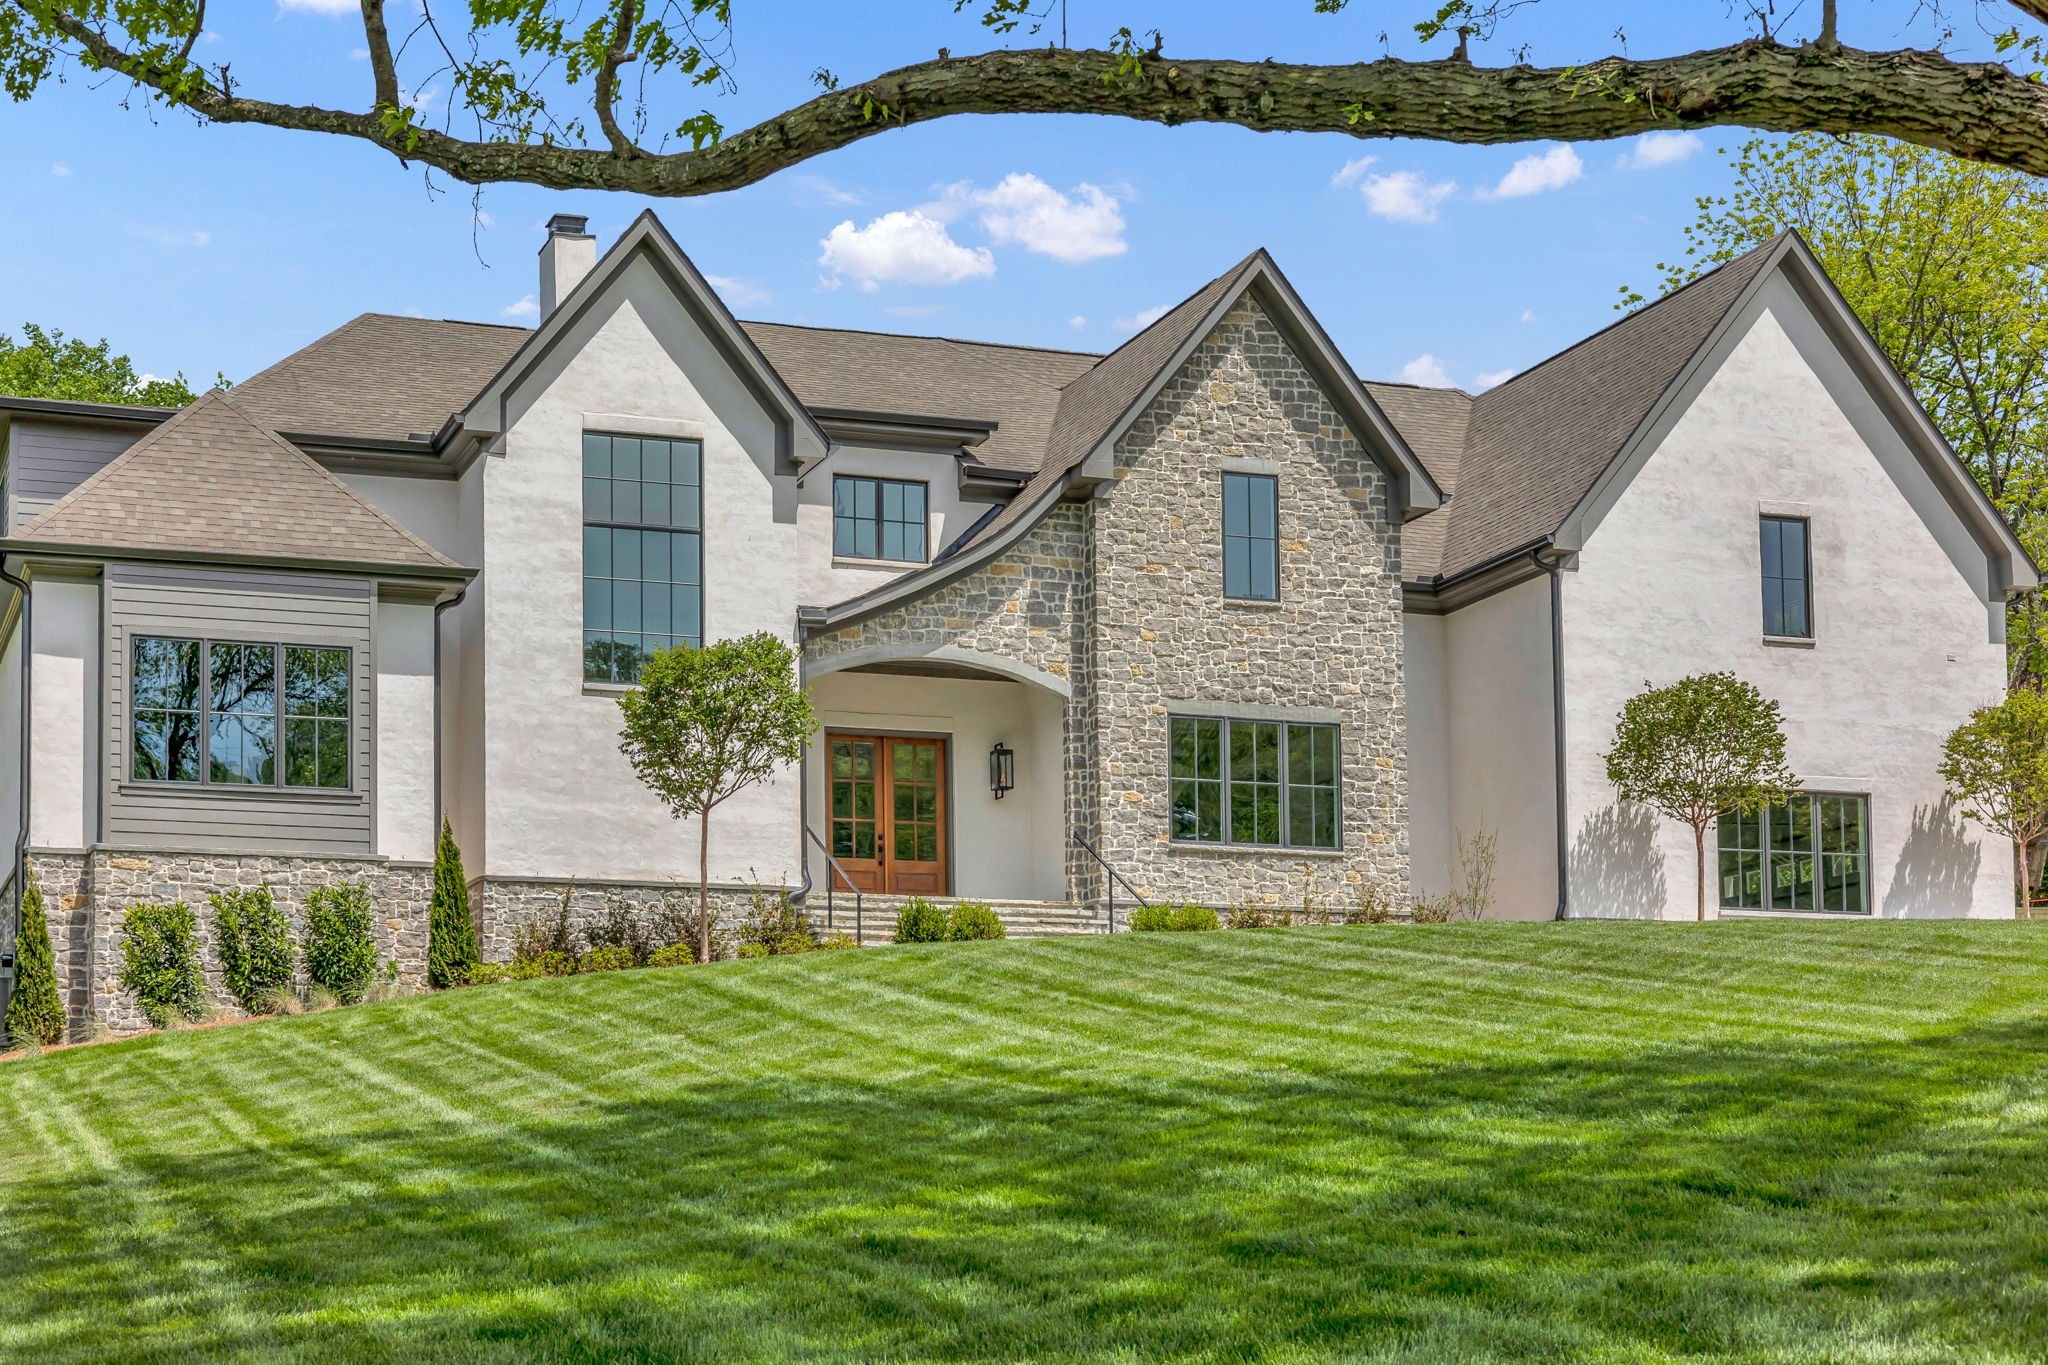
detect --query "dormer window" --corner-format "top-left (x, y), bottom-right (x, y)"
top-left (834, 476), bottom-right (928, 563)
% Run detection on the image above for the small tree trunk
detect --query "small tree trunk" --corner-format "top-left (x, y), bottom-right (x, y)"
top-left (2020, 835), bottom-right (2035, 916)
top-left (698, 806), bottom-right (713, 963)
top-left (1695, 824), bottom-right (1707, 922)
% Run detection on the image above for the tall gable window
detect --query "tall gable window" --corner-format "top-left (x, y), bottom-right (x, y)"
top-left (583, 432), bottom-right (703, 683)
top-left (1719, 793), bottom-right (1868, 914)
top-left (834, 476), bottom-right (928, 563)
top-left (1169, 715), bottom-right (1339, 849)
top-left (1760, 515), bottom-right (1811, 638)
top-left (131, 636), bottom-right (351, 790)
top-left (1222, 472), bottom-right (1279, 601)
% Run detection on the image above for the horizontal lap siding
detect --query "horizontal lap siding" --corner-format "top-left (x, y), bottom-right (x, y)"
top-left (105, 566), bottom-right (375, 855)
top-left (9, 423), bottom-right (140, 532)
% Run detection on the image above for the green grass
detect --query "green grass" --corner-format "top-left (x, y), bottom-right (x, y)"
top-left (4, 923), bottom-right (2048, 1362)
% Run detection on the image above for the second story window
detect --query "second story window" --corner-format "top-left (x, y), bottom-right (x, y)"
top-left (834, 476), bottom-right (928, 563)
top-left (1222, 471), bottom-right (1278, 601)
top-left (1760, 515), bottom-right (1811, 638)
top-left (584, 432), bottom-right (703, 684)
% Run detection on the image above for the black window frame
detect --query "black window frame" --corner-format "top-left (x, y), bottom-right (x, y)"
top-left (1760, 514), bottom-right (1813, 639)
top-left (127, 634), bottom-right (354, 793)
top-left (582, 431), bottom-right (705, 685)
top-left (832, 475), bottom-right (930, 565)
top-left (1168, 714), bottom-right (1341, 850)
top-left (1222, 471), bottom-right (1280, 602)
top-left (1718, 791), bottom-right (1870, 914)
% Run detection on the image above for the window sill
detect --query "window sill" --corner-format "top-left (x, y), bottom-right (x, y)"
top-left (582, 682), bottom-right (635, 697)
top-left (1222, 598), bottom-right (1284, 610)
top-left (832, 556), bottom-right (928, 572)
top-left (1168, 841), bottom-right (1345, 858)
top-left (1762, 635), bottom-right (1816, 649)
top-left (1717, 908), bottom-right (1869, 919)
top-left (118, 782), bottom-right (364, 803)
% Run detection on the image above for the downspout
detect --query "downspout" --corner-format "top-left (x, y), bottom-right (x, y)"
top-left (0, 561), bottom-right (29, 1018)
top-left (1542, 549), bottom-right (1570, 920)
top-left (791, 624), bottom-right (814, 906)
top-left (431, 583), bottom-right (470, 843)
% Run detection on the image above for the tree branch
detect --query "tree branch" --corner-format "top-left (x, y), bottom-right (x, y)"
top-left (20, 25), bottom-right (2048, 192)
top-left (174, 0), bottom-right (204, 64)
top-left (593, 0), bottom-right (643, 157)
top-left (358, 0), bottom-right (400, 114)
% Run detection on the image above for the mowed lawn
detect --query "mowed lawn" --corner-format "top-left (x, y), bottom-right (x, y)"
top-left (5, 924), bottom-right (2048, 1362)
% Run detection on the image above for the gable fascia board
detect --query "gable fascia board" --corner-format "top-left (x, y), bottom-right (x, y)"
top-left (0, 540), bottom-right (475, 582)
top-left (1075, 257), bottom-right (1444, 517)
top-left (460, 210), bottom-right (831, 473)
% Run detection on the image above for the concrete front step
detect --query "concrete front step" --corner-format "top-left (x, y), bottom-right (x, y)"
top-left (805, 894), bottom-right (1111, 941)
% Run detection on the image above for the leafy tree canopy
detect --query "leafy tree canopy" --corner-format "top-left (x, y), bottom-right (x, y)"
top-left (0, 322), bottom-right (210, 406)
top-left (3, 3), bottom-right (2048, 200)
top-left (1940, 687), bottom-right (2048, 904)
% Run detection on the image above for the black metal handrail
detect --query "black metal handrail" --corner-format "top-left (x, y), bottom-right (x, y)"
top-left (1073, 833), bottom-right (1147, 934)
top-left (804, 825), bottom-right (866, 945)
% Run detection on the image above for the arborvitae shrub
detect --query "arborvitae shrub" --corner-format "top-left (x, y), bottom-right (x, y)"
top-left (427, 819), bottom-right (480, 988)
top-left (891, 898), bottom-right (949, 943)
top-left (5, 872), bottom-right (66, 1046)
top-left (118, 902), bottom-right (205, 1027)
top-left (210, 886), bottom-right (294, 1013)
top-left (945, 902), bottom-right (1006, 941)
top-left (303, 884), bottom-right (378, 1005)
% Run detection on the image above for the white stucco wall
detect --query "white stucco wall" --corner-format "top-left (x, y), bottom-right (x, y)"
top-left (481, 251), bottom-right (802, 883)
top-left (338, 472), bottom-right (463, 562)
top-left (1562, 302), bottom-right (2011, 919)
top-left (373, 599), bottom-right (437, 861)
top-left (1403, 612), bottom-right (1452, 899)
top-left (442, 458), bottom-right (488, 870)
top-left (29, 575), bottom-right (98, 850)
top-left (806, 668), bottom-right (1066, 902)
top-left (794, 447), bottom-right (1001, 608)
top-left (1439, 574), bottom-right (1558, 919)
top-left (0, 624), bottom-right (21, 857)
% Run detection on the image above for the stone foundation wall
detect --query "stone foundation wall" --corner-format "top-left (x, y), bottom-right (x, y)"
top-left (25, 847), bottom-right (430, 1035)
top-left (472, 877), bottom-right (781, 962)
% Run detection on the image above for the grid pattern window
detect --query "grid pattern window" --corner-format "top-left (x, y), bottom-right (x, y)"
top-left (1169, 715), bottom-right (1339, 849)
top-left (833, 476), bottom-right (928, 563)
top-left (1760, 515), bottom-right (1812, 638)
top-left (1222, 472), bottom-right (1279, 601)
top-left (583, 432), bottom-right (703, 683)
top-left (1718, 793), bottom-right (1868, 913)
top-left (130, 636), bottom-right (351, 791)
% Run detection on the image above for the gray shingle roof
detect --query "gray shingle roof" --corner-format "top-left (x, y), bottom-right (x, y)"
top-left (12, 389), bottom-right (465, 574)
top-left (1364, 381), bottom-right (1471, 582)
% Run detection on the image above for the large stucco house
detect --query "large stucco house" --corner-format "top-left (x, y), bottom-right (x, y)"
top-left (0, 212), bottom-right (2030, 1027)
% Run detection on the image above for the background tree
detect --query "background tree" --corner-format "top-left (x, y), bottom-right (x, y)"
top-left (617, 632), bottom-right (814, 963)
top-left (0, 323), bottom-right (208, 406)
top-left (4, 871), bottom-right (65, 1047)
top-left (1939, 688), bottom-right (2048, 907)
top-left (3, 3), bottom-right (2048, 199)
top-left (1641, 133), bottom-right (2048, 685)
top-left (1604, 672), bottom-right (1799, 921)
top-left (428, 819), bottom-right (480, 988)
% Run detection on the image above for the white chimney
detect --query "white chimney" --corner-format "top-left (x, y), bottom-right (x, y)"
top-left (538, 213), bottom-right (597, 318)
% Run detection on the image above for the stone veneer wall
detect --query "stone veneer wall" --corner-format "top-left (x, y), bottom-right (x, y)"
top-left (1089, 298), bottom-right (1409, 911)
top-left (471, 877), bottom-right (774, 962)
top-left (25, 847), bottom-right (431, 1035)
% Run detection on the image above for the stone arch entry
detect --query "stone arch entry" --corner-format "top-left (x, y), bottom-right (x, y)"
top-left (805, 641), bottom-right (1072, 698)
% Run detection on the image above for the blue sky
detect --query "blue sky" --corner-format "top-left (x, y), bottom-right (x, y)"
top-left (0, 1), bottom-right (2019, 394)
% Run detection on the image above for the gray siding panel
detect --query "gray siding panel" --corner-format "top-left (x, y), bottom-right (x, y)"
top-left (105, 564), bottom-right (375, 855)
top-left (9, 422), bottom-right (140, 532)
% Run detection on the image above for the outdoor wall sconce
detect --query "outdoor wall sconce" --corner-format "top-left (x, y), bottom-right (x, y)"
top-left (989, 742), bottom-right (1015, 800)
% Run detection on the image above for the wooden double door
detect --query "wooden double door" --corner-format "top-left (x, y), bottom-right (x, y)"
top-left (825, 733), bottom-right (948, 895)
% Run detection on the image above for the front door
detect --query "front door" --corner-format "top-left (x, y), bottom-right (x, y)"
top-left (825, 733), bottom-right (949, 895)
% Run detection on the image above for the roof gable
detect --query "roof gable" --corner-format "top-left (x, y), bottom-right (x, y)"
top-left (8, 390), bottom-right (465, 576)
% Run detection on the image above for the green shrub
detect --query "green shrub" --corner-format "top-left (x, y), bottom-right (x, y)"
top-left (1225, 904), bottom-right (1277, 930)
top-left (118, 901), bottom-right (205, 1027)
top-left (945, 902), bottom-right (1007, 941)
top-left (303, 883), bottom-right (378, 1005)
top-left (530, 951), bottom-right (578, 978)
top-left (647, 943), bottom-right (695, 968)
top-left (5, 872), bottom-right (65, 1046)
top-left (468, 962), bottom-right (514, 986)
top-left (892, 897), bottom-right (949, 943)
top-left (739, 885), bottom-right (818, 955)
top-left (819, 933), bottom-right (860, 951)
top-left (427, 819), bottom-right (480, 988)
top-left (583, 945), bottom-right (636, 973)
top-left (210, 886), bottom-right (295, 1013)
top-left (512, 888), bottom-right (581, 969)
top-left (1348, 885), bottom-right (1396, 925)
top-left (1131, 903), bottom-right (1221, 933)
top-left (735, 943), bottom-right (769, 960)
top-left (1410, 896), bottom-right (1457, 925)
top-left (584, 897), bottom-right (655, 965)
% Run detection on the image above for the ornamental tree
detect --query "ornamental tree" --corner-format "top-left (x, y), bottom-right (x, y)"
top-left (428, 818), bottom-right (480, 988)
top-left (5, 4), bottom-right (2048, 197)
top-left (4, 870), bottom-right (65, 1047)
top-left (1604, 672), bottom-right (1799, 921)
top-left (617, 632), bottom-right (814, 963)
top-left (1939, 688), bottom-right (2048, 908)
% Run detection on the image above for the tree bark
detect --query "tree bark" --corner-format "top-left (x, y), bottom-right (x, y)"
top-left (1695, 824), bottom-right (1708, 922)
top-left (698, 806), bottom-right (712, 963)
top-left (26, 17), bottom-right (2048, 193)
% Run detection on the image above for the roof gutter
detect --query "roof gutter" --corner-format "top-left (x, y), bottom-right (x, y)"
top-left (0, 541), bottom-right (474, 582)
top-left (1540, 545), bottom-right (1570, 921)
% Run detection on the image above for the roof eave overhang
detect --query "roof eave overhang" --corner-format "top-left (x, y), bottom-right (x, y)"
top-left (810, 407), bottom-right (997, 454)
top-left (0, 540), bottom-right (476, 583)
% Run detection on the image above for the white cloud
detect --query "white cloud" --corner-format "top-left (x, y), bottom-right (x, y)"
top-left (817, 210), bottom-right (995, 290)
top-left (1116, 303), bottom-right (1173, 332)
top-left (1397, 353), bottom-right (1452, 387)
top-left (472, 209), bottom-right (496, 230)
top-left (403, 83), bottom-right (436, 114)
top-left (347, 46), bottom-right (370, 60)
top-left (1621, 130), bottom-right (1703, 170)
top-left (706, 274), bottom-right (772, 308)
top-left (124, 222), bottom-right (210, 248)
top-left (1482, 145), bottom-right (1583, 200)
top-left (1069, 315), bottom-right (1087, 330)
top-left (502, 295), bottom-right (539, 320)
top-left (1519, 309), bottom-right (1538, 323)
top-left (885, 303), bottom-right (945, 318)
top-left (1331, 155), bottom-right (1377, 188)
top-left (787, 173), bottom-right (864, 206)
top-left (1474, 368), bottom-right (1518, 391)
top-left (1357, 169), bottom-right (1457, 224)
top-left (962, 173), bottom-right (1126, 263)
top-left (49, 162), bottom-right (70, 177)
top-left (277, 0), bottom-right (359, 12)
